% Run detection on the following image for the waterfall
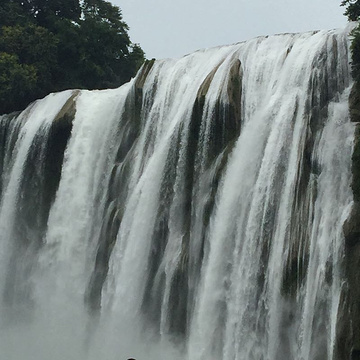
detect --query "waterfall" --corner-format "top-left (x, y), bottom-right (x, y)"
top-left (0, 25), bottom-right (355, 360)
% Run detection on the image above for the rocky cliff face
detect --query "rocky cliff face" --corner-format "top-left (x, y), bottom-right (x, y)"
top-left (340, 83), bottom-right (360, 360)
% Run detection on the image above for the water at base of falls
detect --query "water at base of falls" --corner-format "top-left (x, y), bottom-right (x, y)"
top-left (0, 25), bottom-right (355, 360)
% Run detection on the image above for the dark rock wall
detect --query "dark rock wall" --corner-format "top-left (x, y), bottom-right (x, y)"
top-left (341, 83), bottom-right (360, 360)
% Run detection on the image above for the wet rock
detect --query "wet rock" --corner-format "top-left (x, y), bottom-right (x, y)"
top-left (349, 84), bottom-right (360, 123)
top-left (343, 202), bottom-right (360, 248)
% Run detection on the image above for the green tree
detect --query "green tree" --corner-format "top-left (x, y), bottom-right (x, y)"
top-left (0, 52), bottom-right (37, 114)
top-left (50, 18), bottom-right (84, 90)
top-left (0, 0), bottom-right (30, 27)
top-left (13, 0), bottom-right (81, 28)
top-left (79, 0), bottom-right (135, 88)
top-left (341, 1), bottom-right (360, 85)
top-left (341, 0), bottom-right (360, 21)
top-left (0, 24), bottom-right (59, 98)
top-left (0, 0), bottom-right (145, 115)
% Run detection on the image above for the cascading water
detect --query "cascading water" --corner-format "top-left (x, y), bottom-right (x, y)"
top-left (0, 25), bottom-right (356, 360)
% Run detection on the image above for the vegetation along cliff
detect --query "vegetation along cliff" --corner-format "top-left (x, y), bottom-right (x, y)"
top-left (0, 0), bottom-right (145, 115)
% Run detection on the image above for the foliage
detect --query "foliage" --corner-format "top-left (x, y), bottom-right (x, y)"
top-left (341, 1), bottom-right (360, 87)
top-left (0, 52), bottom-right (37, 114)
top-left (0, 24), bottom-right (58, 90)
top-left (0, 2), bottom-right (22, 27)
top-left (0, 0), bottom-right (146, 114)
top-left (351, 27), bottom-right (360, 86)
top-left (341, 0), bottom-right (360, 21)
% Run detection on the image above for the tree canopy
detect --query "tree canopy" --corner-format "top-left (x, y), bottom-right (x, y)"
top-left (341, 0), bottom-right (360, 21)
top-left (341, 0), bottom-right (360, 86)
top-left (0, 0), bottom-right (145, 114)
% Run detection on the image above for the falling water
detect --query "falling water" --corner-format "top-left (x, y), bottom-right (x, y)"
top-left (0, 25), bottom-right (355, 360)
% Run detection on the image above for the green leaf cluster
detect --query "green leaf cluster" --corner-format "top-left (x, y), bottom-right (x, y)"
top-left (341, 1), bottom-right (360, 86)
top-left (0, 0), bottom-right (145, 115)
top-left (341, 0), bottom-right (360, 21)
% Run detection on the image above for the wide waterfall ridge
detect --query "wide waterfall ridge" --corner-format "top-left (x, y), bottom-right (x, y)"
top-left (0, 26), bottom-right (355, 360)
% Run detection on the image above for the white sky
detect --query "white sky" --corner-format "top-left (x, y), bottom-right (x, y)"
top-left (112, 0), bottom-right (348, 59)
